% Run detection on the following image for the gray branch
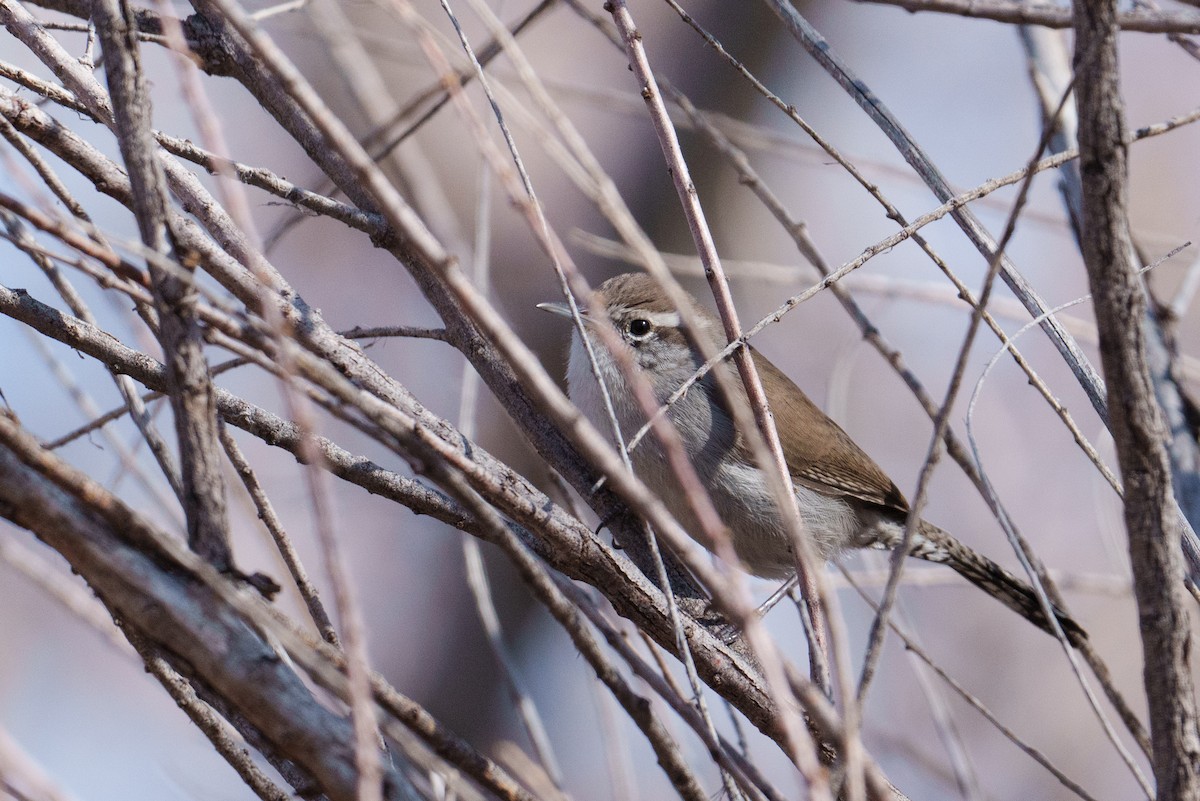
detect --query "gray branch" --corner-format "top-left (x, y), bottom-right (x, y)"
top-left (91, 0), bottom-right (232, 570)
top-left (1072, 2), bottom-right (1200, 797)
top-left (0, 281), bottom-right (792, 752)
top-left (0, 412), bottom-right (416, 801)
top-left (857, 0), bottom-right (1200, 33)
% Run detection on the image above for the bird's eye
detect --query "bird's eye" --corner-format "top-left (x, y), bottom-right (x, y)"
top-left (628, 318), bottom-right (652, 338)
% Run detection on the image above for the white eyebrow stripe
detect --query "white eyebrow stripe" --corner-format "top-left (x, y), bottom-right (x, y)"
top-left (639, 311), bottom-right (680, 328)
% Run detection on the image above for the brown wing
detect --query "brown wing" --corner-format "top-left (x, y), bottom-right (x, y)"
top-left (730, 347), bottom-right (909, 514)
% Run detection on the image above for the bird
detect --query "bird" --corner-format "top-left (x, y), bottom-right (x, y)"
top-left (540, 272), bottom-right (1085, 644)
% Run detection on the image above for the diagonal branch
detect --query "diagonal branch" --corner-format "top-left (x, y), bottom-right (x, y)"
top-left (762, 0), bottom-right (1111, 429)
top-left (0, 411), bottom-right (412, 801)
top-left (0, 280), bottom-right (792, 754)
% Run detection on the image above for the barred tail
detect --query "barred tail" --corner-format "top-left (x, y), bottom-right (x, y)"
top-left (879, 519), bottom-right (1087, 645)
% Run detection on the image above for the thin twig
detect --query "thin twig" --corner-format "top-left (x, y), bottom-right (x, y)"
top-left (854, 0), bottom-right (1200, 33)
top-left (858, 73), bottom-right (1077, 703)
top-left (966, 288), bottom-right (1168, 794)
top-left (610, 0), bottom-right (844, 719)
top-left (218, 420), bottom-right (339, 645)
top-left (453, 101), bottom-right (566, 795)
top-left (841, 570), bottom-right (1102, 801)
top-left (762, 0), bottom-right (1110, 429)
top-left (126, 632), bottom-right (293, 801)
top-left (339, 325), bottom-right (450, 341)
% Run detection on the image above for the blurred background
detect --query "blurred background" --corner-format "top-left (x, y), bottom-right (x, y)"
top-left (1, 0), bottom-right (1198, 799)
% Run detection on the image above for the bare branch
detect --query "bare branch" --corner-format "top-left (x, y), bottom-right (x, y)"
top-left (856, 0), bottom-right (1200, 33)
top-left (762, 0), bottom-right (1110, 428)
top-left (92, 0), bottom-right (232, 569)
top-left (4, 2), bottom-right (1200, 796)
top-left (218, 421), bottom-right (337, 643)
top-left (0, 281), bottom-right (794, 758)
top-left (0, 411), bottom-right (413, 801)
top-left (1073, 1), bottom-right (1200, 797)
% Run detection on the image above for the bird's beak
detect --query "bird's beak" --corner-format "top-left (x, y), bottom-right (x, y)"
top-left (536, 301), bottom-right (586, 322)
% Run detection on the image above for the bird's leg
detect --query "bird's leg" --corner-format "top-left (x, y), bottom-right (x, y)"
top-left (593, 511), bottom-right (623, 549)
top-left (757, 575), bottom-right (800, 617)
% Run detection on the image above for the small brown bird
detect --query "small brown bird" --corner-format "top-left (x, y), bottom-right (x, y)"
top-left (541, 272), bottom-right (1084, 643)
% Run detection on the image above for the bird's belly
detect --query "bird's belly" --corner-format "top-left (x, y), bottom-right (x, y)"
top-left (637, 451), bottom-right (859, 579)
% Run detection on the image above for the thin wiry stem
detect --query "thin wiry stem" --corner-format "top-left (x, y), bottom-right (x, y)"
top-left (440, 4), bottom-right (764, 798)
top-left (453, 108), bottom-right (566, 794)
top-left (762, 0), bottom-right (1109, 428)
top-left (218, 421), bottom-right (339, 645)
top-left (849, 557), bottom-right (982, 801)
top-left (858, 76), bottom-right (1077, 703)
top-left (967, 291), bottom-right (1164, 795)
top-left (609, 0), bottom-right (845, 721)
top-left (841, 570), bottom-right (1102, 801)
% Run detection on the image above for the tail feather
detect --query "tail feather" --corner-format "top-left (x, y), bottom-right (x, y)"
top-left (874, 519), bottom-right (1087, 645)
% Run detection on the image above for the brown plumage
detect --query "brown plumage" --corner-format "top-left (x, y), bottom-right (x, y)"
top-left (545, 273), bottom-right (1085, 644)
top-left (744, 342), bottom-right (1083, 642)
